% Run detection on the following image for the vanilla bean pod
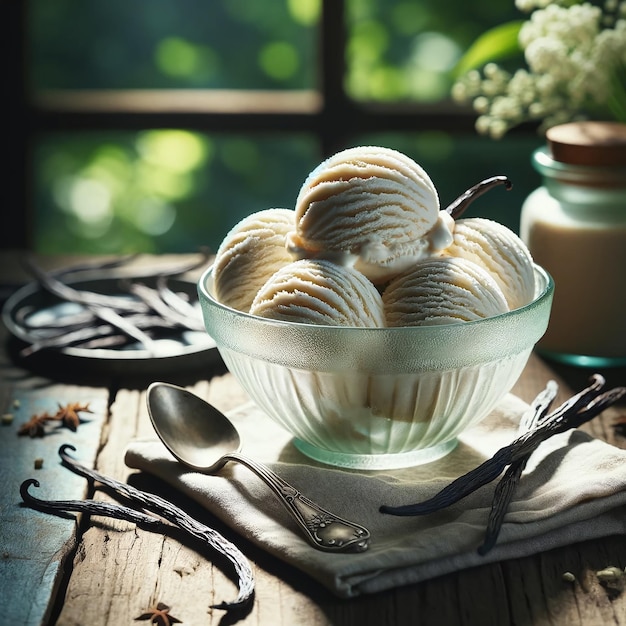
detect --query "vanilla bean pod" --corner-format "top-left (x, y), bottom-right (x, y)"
top-left (477, 459), bottom-right (527, 555)
top-left (72, 335), bottom-right (131, 350)
top-left (20, 478), bottom-right (170, 529)
top-left (16, 256), bottom-right (210, 356)
top-left (445, 176), bottom-right (512, 219)
top-left (128, 282), bottom-right (205, 332)
top-left (380, 375), bottom-right (625, 519)
top-left (23, 257), bottom-right (150, 313)
top-left (17, 311), bottom-right (185, 356)
top-left (156, 276), bottom-right (202, 319)
top-left (477, 385), bottom-right (626, 554)
top-left (476, 381), bottom-right (559, 554)
top-left (19, 324), bottom-right (119, 357)
top-left (50, 254), bottom-right (141, 278)
top-left (87, 305), bottom-right (158, 354)
top-left (518, 379), bottom-right (558, 433)
top-left (20, 480), bottom-right (252, 610)
top-left (56, 444), bottom-right (254, 609)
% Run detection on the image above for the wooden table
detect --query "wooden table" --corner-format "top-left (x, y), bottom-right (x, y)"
top-left (1, 252), bottom-right (626, 626)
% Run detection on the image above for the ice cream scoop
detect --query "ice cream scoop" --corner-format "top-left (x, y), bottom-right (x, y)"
top-left (287, 146), bottom-right (453, 284)
top-left (383, 256), bottom-right (509, 327)
top-left (444, 217), bottom-right (535, 310)
top-left (212, 208), bottom-right (296, 312)
top-left (250, 259), bottom-right (385, 327)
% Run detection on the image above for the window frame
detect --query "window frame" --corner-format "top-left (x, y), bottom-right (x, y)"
top-left (6, 0), bottom-right (476, 251)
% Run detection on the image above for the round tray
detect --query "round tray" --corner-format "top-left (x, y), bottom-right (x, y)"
top-left (2, 274), bottom-right (220, 375)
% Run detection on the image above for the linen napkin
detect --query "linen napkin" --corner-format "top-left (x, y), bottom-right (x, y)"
top-left (124, 394), bottom-right (626, 599)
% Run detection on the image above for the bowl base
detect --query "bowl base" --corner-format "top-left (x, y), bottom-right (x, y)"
top-left (293, 438), bottom-right (458, 470)
top-left (538, 348), bottom-right (626, 368)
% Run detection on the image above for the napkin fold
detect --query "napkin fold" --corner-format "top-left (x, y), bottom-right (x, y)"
top-left (124, 394), bottom-right (626, 598)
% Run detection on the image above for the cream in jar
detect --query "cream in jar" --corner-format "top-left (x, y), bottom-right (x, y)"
top-left (520, 121), bottom-right (626, 367)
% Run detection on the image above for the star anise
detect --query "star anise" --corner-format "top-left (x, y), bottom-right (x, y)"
top-left (135, 602), bottom-right (182, 626)
top-left (17, 412), bottom-right (56, 437)
top-left (55, 402), bottom-right (92, 431)
top-left (17, 402), bottom-right (93, 437)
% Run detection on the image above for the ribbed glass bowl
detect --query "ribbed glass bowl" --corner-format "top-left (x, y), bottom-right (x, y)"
top-left (198, 264), bottom-right (554, 470)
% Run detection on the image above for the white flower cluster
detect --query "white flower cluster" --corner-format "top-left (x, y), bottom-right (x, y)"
top-left (452, 0), bottom-right (626, 138)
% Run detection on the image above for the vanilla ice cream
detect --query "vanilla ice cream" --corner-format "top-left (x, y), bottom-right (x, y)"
top-left (287, 146), bottom-right (454, 284)
top-left (249, 259), bottom-right (385, 327)
top-left (210, 147), bottom-right (536, 329)
top-left (383, 256), bottom-right (509, 327)
top-left (212, 208), bottom-right (296, 312)
top-left (444, 217), bottom-right (535, 310)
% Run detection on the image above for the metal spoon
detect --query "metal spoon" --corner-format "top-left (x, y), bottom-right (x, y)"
top-left (146, 382), bottom-right (370, 553)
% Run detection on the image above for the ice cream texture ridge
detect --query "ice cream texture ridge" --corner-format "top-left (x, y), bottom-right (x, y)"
top-left (211, 146), bottom-right (536, 327)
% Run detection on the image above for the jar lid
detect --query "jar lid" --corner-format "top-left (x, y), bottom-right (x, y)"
top-left (547, 122), bottom-right (626, 167)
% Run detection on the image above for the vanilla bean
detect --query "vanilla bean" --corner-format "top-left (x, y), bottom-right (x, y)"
top-left (73, 335), bottom-right (131, 350)
top-left (87, 305), bottom-right (158, 354)
top-left (380, 376), bottom-right (626, 518)
top-left (478, 458), bottom-right (527, 555)
top-left (16, 311), bottom-right (184, 356)
top-left (128, 282), bottom-right (205, 332)
top-left (475, 381), bottom-right (559, 555)
top-left (23, 257), bottom-right (149, 313)
top-left (478, 384), bottom-right (625, 556)
top-left (445, 175), bottom-right (512, 219)
top-left (20, 479), bottom-right (252, 611)
top-left (50, 254), bottom-right (141, 278)
top-left (19, 324), bottom-right (119, 356)
top-left (57, 444), bottom-right (254, 609)
top-left (20, 478), bottom-right (169, 528)
top-left (156, 277), bottom-right (201, 319)
top-left (518, 379), bottom-right (558, 433)
top-left (14, 255), bottom-right (211, 357)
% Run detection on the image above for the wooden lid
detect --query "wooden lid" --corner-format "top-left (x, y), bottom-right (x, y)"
top-left (546, 122), bottom-right (626, 166)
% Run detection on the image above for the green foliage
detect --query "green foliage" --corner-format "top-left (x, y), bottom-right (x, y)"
top-left (30, 0), bottom-right (316, 89)
top-left (453, 21), bottom-right (524, 77)
top-left (34, 133), bottom-right (318, 254)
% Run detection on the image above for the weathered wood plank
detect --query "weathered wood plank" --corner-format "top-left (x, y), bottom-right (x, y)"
top-left (0, 377), bottom-right (109, 625)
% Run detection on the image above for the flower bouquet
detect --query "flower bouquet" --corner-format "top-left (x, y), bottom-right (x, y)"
top-left (452, 0), bottom-right (626, 138)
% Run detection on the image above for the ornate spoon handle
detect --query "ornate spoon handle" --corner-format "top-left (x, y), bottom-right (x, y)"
top-left (225, 452), bottom-right (370, 552)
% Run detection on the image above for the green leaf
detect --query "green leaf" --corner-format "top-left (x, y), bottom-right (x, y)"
top-left (453, 21), bottom-right (524, 78)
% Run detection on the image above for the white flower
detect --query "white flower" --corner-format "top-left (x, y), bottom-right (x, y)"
top-left (524, 37), bottom-right (568, 75)
top-left (452, 0), bottom-right (626, 137)
top-left (473, 96), bottom-right (490, 113)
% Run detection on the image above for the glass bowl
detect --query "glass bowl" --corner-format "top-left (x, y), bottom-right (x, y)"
top-left (198, 264), bottom-right (554, 470)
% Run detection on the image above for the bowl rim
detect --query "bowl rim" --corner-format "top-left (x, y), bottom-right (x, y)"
top-left (197, 262), bottom-right (554, 333)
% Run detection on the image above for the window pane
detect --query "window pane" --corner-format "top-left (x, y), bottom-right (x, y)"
top-left (30, 0), bottom-right (319, 90)
top-left (34, 133), bottom-right (319, 254)
top-left (346, 0), bottom-right (521, 102)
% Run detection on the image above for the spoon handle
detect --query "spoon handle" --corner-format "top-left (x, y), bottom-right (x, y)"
top-left (224, 452), bottom-right (370, 552)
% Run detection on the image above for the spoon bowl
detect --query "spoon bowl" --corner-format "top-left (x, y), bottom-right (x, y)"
top-left (147, 382), bottom-right (240, 472)
top-left (146, 382), bottom-right (370, 553)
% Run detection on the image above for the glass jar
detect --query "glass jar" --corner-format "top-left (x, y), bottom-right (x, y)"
top-left (520, 121), bottom-right (626, 367)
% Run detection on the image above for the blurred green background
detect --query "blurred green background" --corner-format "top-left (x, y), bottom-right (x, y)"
top-left (30, 0), bottom-right (540, 255)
